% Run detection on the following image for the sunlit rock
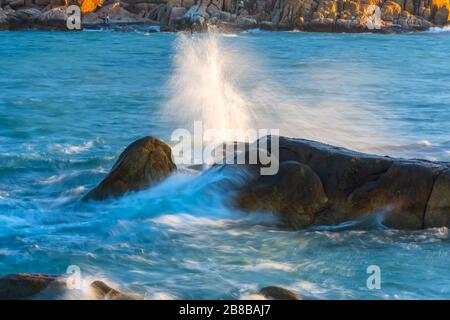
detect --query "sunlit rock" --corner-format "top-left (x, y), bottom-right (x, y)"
top-left (83, 136), bottom-right (176, 201)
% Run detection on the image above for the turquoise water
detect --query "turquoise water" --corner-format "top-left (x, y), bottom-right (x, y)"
top-left (0, 29), bottom-right (450, 299)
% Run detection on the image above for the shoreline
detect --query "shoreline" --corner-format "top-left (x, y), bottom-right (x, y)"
top-left (1, 0), bottom-right (449, 34)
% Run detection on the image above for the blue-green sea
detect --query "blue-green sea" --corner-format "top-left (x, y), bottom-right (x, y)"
top-left (0, 29), bottom-right (450, 299)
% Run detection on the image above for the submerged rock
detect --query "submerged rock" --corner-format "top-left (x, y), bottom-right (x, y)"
top-left (230, 136), bottom-right (450, 230)
top-left (83, 136), bottom-right (176, 201)
top-left (0, 273), bottom-right (62, 300)
top-left (259, 286), bottom-right (302, 300)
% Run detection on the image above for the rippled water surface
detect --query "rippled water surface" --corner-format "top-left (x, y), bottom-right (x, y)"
top-left (0, 29), bottom-right (450, 299)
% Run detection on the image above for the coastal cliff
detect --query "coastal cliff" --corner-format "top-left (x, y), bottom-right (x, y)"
top-left (0, 0), bottom-right (448, 32)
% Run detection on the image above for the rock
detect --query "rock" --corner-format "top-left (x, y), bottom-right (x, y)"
top-left (381, 1), bottom-right (402, 22)
top-left (11, 7), bottom-right (42, 21)
top-left (38, 6), bottom-right (67, 27)
top-left (305, 17), bottom-right (335, 32)
top-left (434, 6), bottom-right (449, 25)
top-left (0, 9), bottom-right (8, 28)
top-left (229, 136), bottom-right (450, 230)
top-left (169, 6), bottom-right (186, 24)
top-left (235, 161), bottom-right (328, 229)
top-left (0, 273), bottom-right (61, 300)
top-left (83, 136), bottom-right (176, 201)
top-left (7, 0), bottom-right (25, 10)
top-left (424, 169), bottom-right (450, 228)
top-left (0, 0), bottom-right (443, 32)
top-left (89, 281), bottom-right (141, 300)
top-left (259, 286), bottom-right (303, 300)
top-left (95, 5), bottom-right (150, 23)
top-left (34, 0), bottom-right (51, 6)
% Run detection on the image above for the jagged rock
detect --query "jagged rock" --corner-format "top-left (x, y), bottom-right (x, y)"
top-left (434, 5), bottom-right (449, 25)
top-left (168, 5), bottom-right (186, 23)
top-left (38, 6), bottom-right (67, 27)
top-left (259, 286), bottom-right (303, 300)
top-left (11, 7), bottom-right (42, 21)
top-left (97, 4), bottom-right (151, 23)
top-left (381, 1), bottom-right (402, 21)
top-left (83, 136), bottom-right (176, 201)
top-left (230, 136), bottom-right (450, 230)
top-left (0, 0), bottom-right (444, 32)
top-left (0, 273), bottom-right (62, 300)
top-left (89, 281), bottom-right (141, 300)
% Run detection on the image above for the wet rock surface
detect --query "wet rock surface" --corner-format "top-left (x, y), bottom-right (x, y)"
top-left (230, 136), bottom-right (450, 230)
top-left (83, 136), bottom-right (176, 201)
top-left (0, 273), bottom-right (62, 300)
top-left (259, 286), bottom-right (303, 300)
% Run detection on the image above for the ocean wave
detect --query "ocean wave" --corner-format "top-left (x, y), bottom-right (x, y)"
top-left (426, 26), bottom-right (450, 33)
top-left (149, 214), bottom-right (230, 229)
top-left (49, 140), bottom-right (96, 155)
top-left (242, 261), bottom-right (295, 272)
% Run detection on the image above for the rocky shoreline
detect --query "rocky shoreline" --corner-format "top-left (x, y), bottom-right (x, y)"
top-left (84, 136), bottom-right (450, 230)
top-left (0, 273), bottom-right (302, 299)
top-left (0, 0), bottom-right (448, 33)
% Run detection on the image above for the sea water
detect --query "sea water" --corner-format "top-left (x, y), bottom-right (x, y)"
top-left (0, 29), bottom-right (450, 299)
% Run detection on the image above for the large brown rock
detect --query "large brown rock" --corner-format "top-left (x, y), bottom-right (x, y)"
top-left (83, 136), bottom-right (176, 201)
top-left (235, 161), bottom-right (328, 229)
top-left (230, 136), bottom-right (450, 230)
top-left (89, 280), bottom-right (141, 300)
top-left (424, 168), bottom-right (450, 228)
top-left (259, 286), bottom-right (303, 300)
top-left (0, 273), bottom-right (61, 300)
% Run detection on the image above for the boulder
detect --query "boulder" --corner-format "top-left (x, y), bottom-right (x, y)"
top-left (424, 169), bottom-right (450, 228)
top-left (0, 273), bottom-right (61, 300)
top-left (235, 161), bottom-right (328, 229)
top-left (229, 136), bottom-right (450, 230)
top-left (259, 286), bottom-right (303, 300)
top-left (89, 280), bottom-right (141, 300)
top-left (10, 7), bottom-right (42, 22)
top-left (38, 6), bottom-right (67, 27)
top-left (168, 6), bottom-right (186, 24)
top-left (83, 136), bottom-right (176, 201)
top-left (95, 5), bottom-right (150, 23)
top-left (434, 5), bottom-right (449, 25)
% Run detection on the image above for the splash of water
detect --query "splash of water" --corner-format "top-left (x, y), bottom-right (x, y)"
top-left (165, 33), bottom-right (254, 144)
top-left (164, 32), bottom-right (401, 152)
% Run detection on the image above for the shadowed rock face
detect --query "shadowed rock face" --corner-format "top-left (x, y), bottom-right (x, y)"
top-left (424, 168), bottom-right (450, 228)
top-left (83, 136), bottom-right (176, 201)
top-left (236, 161), bottom-right (328, 229)
top-left (231, 136), bottom-right (450, 230)
top-left (0, 273), bottom-right (61, 300)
